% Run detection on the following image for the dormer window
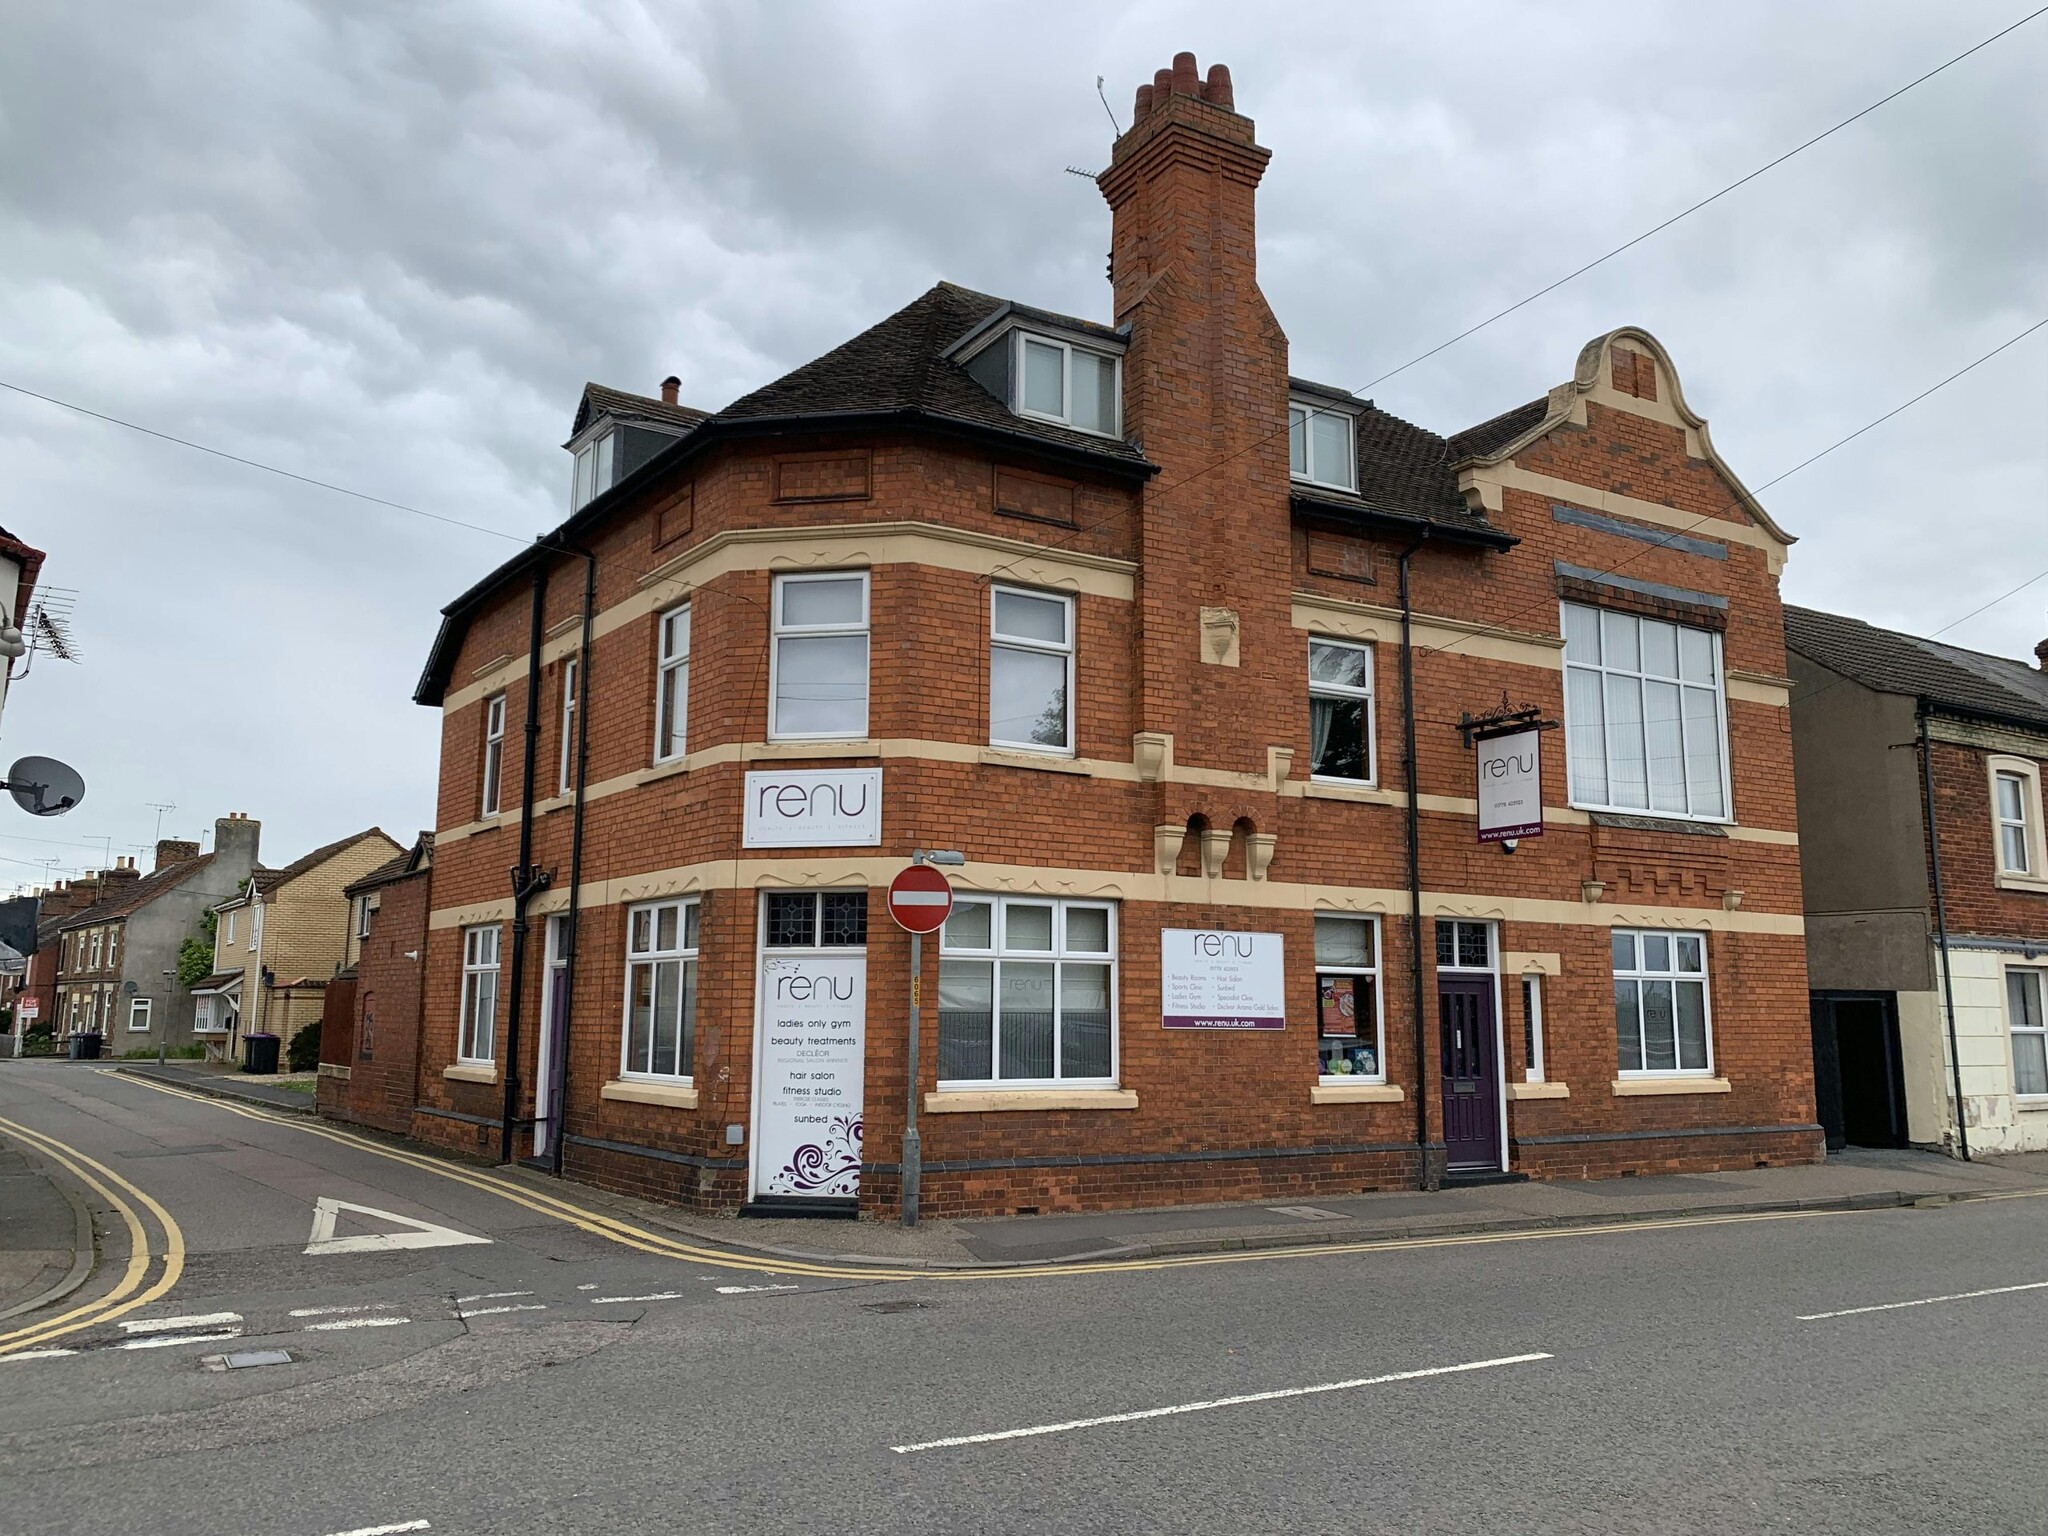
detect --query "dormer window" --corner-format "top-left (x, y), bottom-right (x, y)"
top-left (570, 428), bottom-right (616, 512)
top-left (1018, 334), bottom-right (1120, 437)
top-left (1290, 400), bottom-right (1356, 492)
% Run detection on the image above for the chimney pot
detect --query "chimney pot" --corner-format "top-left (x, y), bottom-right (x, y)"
top-left (1203, 63), bottom-right (1233, 109)
top-left (2036, 637), bottom-right (2048, 673)
top-left (1133, 82), bottom-right (1153, 121)
top-left (1153, 66), bottom-right (1172, 101)
top-left (1171, 51), bottom-right (1199, 97)
top-left (660, 375), bottom-right (680, 405)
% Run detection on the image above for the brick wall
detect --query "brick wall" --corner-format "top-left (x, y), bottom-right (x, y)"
top-left (322, 869), bottom-right (430, 1135)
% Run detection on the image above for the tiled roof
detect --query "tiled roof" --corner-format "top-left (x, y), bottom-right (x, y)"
top-left (189, 970), bottom-right (242, 994)
top-left (572, 384), bottom-right (711, 439)
top-left (58, 857), bottom-right (213, 931)
top-left (344, 831), bottom-right (433, 897)
top-left (1446, 397), bottom-right (1550, 463)
top-left (719, 282), bottom-right (1152, 468)
top-left (250, 828), bottom-right (398, 897)
top-left (1785, 606), bottom-right (2048, 731)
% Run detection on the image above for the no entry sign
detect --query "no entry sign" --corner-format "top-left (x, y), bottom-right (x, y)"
top-left (887, 863), bottom-right (954, 933)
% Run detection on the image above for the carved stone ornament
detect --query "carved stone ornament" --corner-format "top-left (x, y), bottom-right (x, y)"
top-left (1245, 832), bottom-right (1278, 882)
top-left (1133, 732), bottom-right (1173, 783)
top-left (1199, 607), bottom-right (1241, 668)
top-left (1199, 827), bottom-right (1232, 879)
top-left (1154, 823), bottom-right (1187, 877)
top-left (1581, 879), bottom-right (1606, 904)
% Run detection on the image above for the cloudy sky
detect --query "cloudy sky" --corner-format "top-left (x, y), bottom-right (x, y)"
top-left (1, 1), bottom-right (2042, 888)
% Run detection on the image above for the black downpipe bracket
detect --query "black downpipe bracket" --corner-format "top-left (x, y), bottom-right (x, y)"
top-left (1917, 705), bottom-right (1971, 1162)
top-left (549, 540), bottom-right (596, 1177)
top-left (1398, 534), bottom-right (1435, 1190)
top-left (499, 561), bottom-right (551, 1163)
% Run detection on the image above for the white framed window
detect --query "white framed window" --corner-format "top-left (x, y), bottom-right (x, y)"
top-left (1436, 920), bottom-right (1494, 972)
top-left (1563, 603), bottom-right (1729, 820)
top-left (250, 902), bottom-right (263, 951)
top-left (655, 605), bottom-right (690, 762)
top-left (480, 692), bottom-right (507, 816)
top-left (194, 996), bottom-right (220, 1033)
top-left (459, 924), bottom-right (501, 1063)
top-left (762, 890), bottom-right (869, 950)
top-left (1289, 401), bottom-right (1356, 491)
top-left (1990, 758), bottom-right (2045, 883)
top-left (128, 997), bottom-right (152, 1033)
top-left (2010, 969), bottom-right (2047, 1098)
top-left (1613, 929), bottom-right (1712, 1076)
top-left (355, 896), bottom-right (373, 941)
top-left (1308, 638), bottom-right (1375, 782)
top-left (88, 930), bottom-right (102, 969)
top-left (770, 572), bottom-right (869, 740)
top-left (1520, 975), bottom-right (1546, 1082)
top-left (559, 656), bottom-right (579, 793)
top-left (570, 428), bottom-right (615, 512)
top-left (222, 909), bottom-right (236, 946)
top-left (622, 898), bottom-right (699, 1081)
top-left (938, 896), bottom-right (1116, 1088)
top-left (1017, 333), bottom-right (1119, 438)
top-left (990, 586), bottom-right (1073, 752)
top-left (1314, 914), bottom-right (1382, 1081)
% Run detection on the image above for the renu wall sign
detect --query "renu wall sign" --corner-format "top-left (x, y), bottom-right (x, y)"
top-left (742, 768), bottom-right (882, 848)
top-left (1161, 928), bottom-right (1287, 1030)
top-left (1476, 729), bottom-right (1543, 843)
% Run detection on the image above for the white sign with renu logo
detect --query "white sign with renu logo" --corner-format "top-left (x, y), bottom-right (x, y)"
top-left (1161, 928), bottom-right (1287, 1030)
top-left (743, 768), bottom-right (882, 848)
top-left (754, 951), bottom-right (867, 1201)
top-left (1476, 729), bottom-right (1543, 843)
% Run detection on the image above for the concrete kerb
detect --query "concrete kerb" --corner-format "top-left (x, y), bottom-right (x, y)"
top-left (111, 1064), bottom-right (315, 1115)
top-left (0, 1135), bottom-right (99, 1324)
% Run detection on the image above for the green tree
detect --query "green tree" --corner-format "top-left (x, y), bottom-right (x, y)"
top-left (175, 909), bottom-right (218, 989)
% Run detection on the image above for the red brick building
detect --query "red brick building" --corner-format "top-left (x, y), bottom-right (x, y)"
top-left (318, 833), bottom-right (433, 1134)
top-left (407, 53), bottom-right (1816, 1216)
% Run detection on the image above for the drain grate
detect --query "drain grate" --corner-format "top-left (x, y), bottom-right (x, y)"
top-left (860, 1300), bottom-right (929, 1314)
top-left (200, 1349), bottom-right (294, 1372)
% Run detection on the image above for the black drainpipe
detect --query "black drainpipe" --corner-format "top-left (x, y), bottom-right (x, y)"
top-left (1916, 704), bottom-right (1970, 1161)
top-left (1398, 533), bottom-right (1434, 1189)
top-left (548, 539), bottom-right (596, 1178)
top-left (499, 558), bottom-right (552, 1163)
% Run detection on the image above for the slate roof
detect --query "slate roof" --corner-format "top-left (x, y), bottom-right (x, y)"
top-left (571, 384), bottom-right (710, 440)
top-left (1785, 605), bottom-right (2048, 731)
top-left (344, 832), bottom-right (433, 898)
top-left (1446, 397), bottom-right (1550, 463)
top-left (57, 857), bottom-right (212, 931)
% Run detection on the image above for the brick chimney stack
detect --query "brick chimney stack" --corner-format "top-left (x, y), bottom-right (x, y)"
top-left (212, 813), bottom-right (262, 883)
top-left (1100, 52), bottom-right (1291, 779)
top-left (154, 838), bottom-right (200, 872)
top-left (2035, 637), bottom-right (2048, 673)
top-left (661, 375), bottom-right (681, 405)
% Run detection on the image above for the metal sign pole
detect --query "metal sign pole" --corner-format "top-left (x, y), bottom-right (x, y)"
top-left (903, 922), bottom-right (922, 1227)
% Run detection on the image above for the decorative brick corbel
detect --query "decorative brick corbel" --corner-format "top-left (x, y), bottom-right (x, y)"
top-left (1721, 889), bottom-right (1744, 911)
top-left (1245, 832), bottom-right (1278, 882)
top-left (1133, 731), bottom-right (1173, 783)
top-left (1199, 827), bottom-right (1232, 880)
top-left (1154, 823), bottom-right (1187, 877)
top-left (1266, 746), bottom-right (1294, 793)
top-left (1581, 879), bottom-right (1606, 904)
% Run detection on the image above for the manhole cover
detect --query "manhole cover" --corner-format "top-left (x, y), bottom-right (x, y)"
top-left (860, 1300), bottom-right (929, 1314)
top-left (200, 1349), bottom-right (294, 1372)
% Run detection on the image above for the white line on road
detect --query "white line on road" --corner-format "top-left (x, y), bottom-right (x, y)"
top-left (1797, 1278), bottom-right (2048, 1321)
top-left (290, 1303), bottom-right (375, 1318)
top-left (457, 1304), bottom-right (548, 1318)
top-left (454, 1290), bottom-right (533, 1304)
top-left (0, 1348), bottom-right (78, 1362)
top-left (716, 1283), bottom-right (799, 1295)
top-left (320, 1522), bottom-right (431, 1536)
top-left (890, 1352), bottom-right (1555, 1454)
top-left (590, 1291), bottom-right (689, 1304)
top-left (303, 1316), bottom-right (413, 1331)
top-left (115, 1331), bottom-right (241, 1351)
top-left (118, 1312), bottom-right (241, 1333)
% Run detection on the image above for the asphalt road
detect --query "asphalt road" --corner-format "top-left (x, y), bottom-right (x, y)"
top-left (5, 1060), bottom-right (2048, 1535)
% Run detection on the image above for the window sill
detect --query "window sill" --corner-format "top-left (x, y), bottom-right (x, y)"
top-left (601, 1078), bottom-right (699, 1109)
top-left (1303, 780), bottom-right (1398, 805)
top-left (924, 1089), bottom-right (1138, 1113)
top-left (1612, 1076), bottom-right (1730, 1097)
top-left (1994, 872), bottom-right (2048, 895)
top-left (755, 738), bottom-right (880, 759)
top-left (318, 1063), bottom-right (352, 1081)
top-left (2015, 1096), bottom-right (2048, 1114)
top-left (979, 748), bottom-right (1088, 774)
top-left (1310, 1081), bottom-right (1404, 1104)
top-left (443, 1062), bottom-right (498, 1084)
top-left (1507, 1080), bottom-right (1569, 1101)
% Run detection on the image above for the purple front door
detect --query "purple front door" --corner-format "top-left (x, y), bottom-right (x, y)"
top-left (1439, 978), bottom-right (1502, 1170)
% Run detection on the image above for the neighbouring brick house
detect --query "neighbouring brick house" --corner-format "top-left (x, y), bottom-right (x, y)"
top-left (318, 832), bottom-right (433, 1132)
top-left (406, 52), bottom-right (1815, 1217)
top-left (13, 876), bottom-right (109, 1037)
top-left (52, 818), bottom-right (263, 1050)
top-left (194, 825), bottom-right (400, 1065)
top-left (1788, 608), bottom-right (2048, 1155)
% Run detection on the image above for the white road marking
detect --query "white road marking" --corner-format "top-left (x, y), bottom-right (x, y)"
top-left (890, 1352), bottom-right (1555, 1453)
top-left (458, 1304), bottom-right (548, 1318)
top-left (291, 1303), bottom-right (375, 1318)
top-left (119, 1312), bottom-right (241, 1333)
top-left (590, 1291), bottom-right (689, 1304)
top-left (321, 1522), bottom-right (431, 1536)
top-left (716, 1283), bottom-right (799, 1295)
top-left (304, 1316), bottom-right (413, 1331)
top-left (576, 1283), bottom-right (599, 1290)
top-left (304, 1196), bottom-right (491, 1255)
top-left (116, 1330), bottom-right (241, 1350)
top-left (1797, 1278), bottom-right (2048, 1322)
top-left (1267, 1205), bottom-right (1346, 1221)
top-left (0, 1348), bottom-right (78, 1362)
top-left (455, 1290), bottom-right (533, 1303)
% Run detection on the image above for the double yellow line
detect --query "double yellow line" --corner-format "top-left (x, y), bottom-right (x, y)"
top-left (0, 1115), bottom-right (185, 1357)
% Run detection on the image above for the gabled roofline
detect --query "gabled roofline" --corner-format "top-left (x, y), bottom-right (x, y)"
top-left (1451, 327), bottom-right (1797, 549)
top-left (945, 303), bottom-right (1131, 365)
top-left (415, 408), bottom-right (1157, 706)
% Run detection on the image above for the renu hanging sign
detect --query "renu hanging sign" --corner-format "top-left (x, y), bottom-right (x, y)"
top-left (1476, 728), bottom-right (1544, 843)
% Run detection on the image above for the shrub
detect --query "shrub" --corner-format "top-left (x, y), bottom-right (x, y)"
top-left (286, 1020), bottom-right (323, 1073)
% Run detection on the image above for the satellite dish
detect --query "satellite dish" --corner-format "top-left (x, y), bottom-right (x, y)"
top-left (7, 756), bottom-right (85, 817)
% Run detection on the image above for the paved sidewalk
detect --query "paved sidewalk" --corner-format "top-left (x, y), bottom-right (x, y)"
top-left (115, 1061), bottom-right (316, 1113)
top-left (0, 1137), bottom-right (94, 1320)
top-left (517, 1146), bottom-right (2048, 1270)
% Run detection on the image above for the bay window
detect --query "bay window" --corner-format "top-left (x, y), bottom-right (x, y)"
top-left (770, 573), bottom-right (868, 740)
top-left (938, 897), bottom-right (1116, 1087)
top-left (1613, 929), bottom-right (1712, 1076)
top-left (1563, 603), bottom-right (1728, 819)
